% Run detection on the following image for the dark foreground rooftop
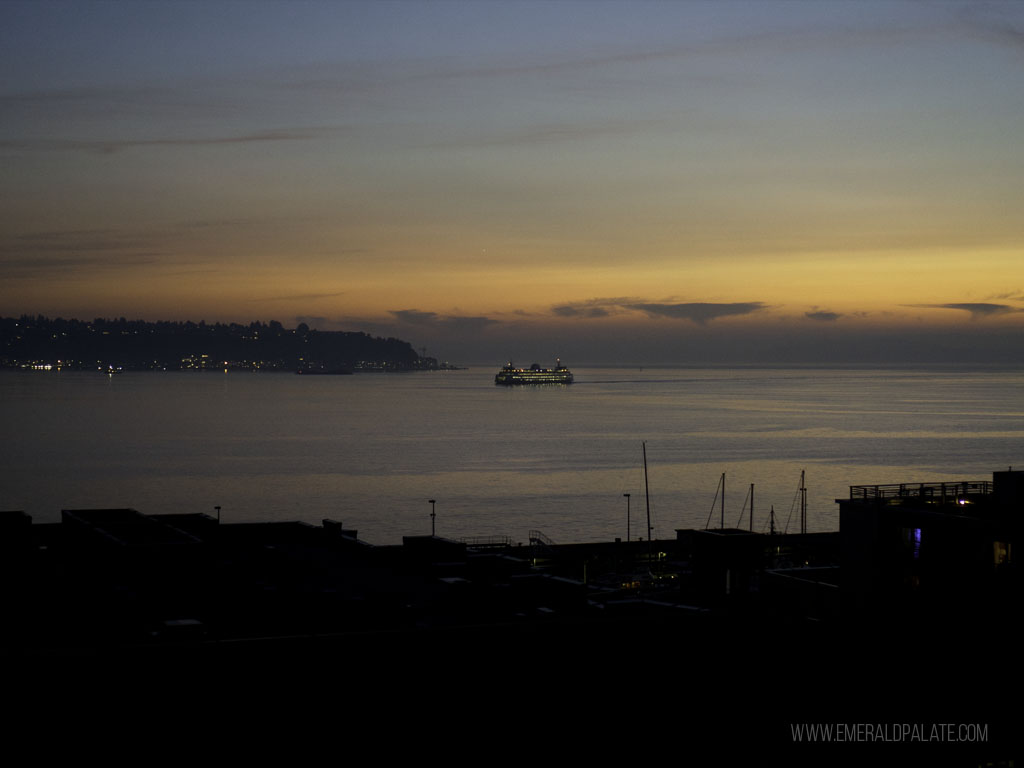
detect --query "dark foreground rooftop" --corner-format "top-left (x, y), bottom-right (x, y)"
top-left (2, 474), bottom-right (1019, 765)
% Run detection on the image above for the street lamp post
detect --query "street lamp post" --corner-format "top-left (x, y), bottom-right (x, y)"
top-left (623, 493), bottom-right (631, 542)
top-left (429, 499), bottom-right (436, 536)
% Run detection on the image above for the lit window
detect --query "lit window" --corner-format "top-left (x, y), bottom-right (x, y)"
top-left (994, 541), bottom-right (1011, 566)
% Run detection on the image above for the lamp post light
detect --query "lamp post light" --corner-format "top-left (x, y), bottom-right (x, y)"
top-left (623, 493), bottom-right (631, 542)
top-left (429, 499), bottom-right (436, 536)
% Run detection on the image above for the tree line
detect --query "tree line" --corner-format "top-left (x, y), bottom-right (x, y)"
top-left (0, 315), bottom-right (435, 371)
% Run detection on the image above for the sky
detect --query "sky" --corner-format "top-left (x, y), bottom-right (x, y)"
top-left (2, 0), bottom-right (1023, 365)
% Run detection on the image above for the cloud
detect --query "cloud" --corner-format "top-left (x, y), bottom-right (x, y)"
top-left (956, 5), bottom-right (1024, 56)
top-left (986, 290), bottom-right (1024, 303)
top-left (549, 297), bottom-right (638, 318)
top-left (550, 298), bottom-right (771, 324)
top-left (404, 18), bottom-right (946, 87)
top-left (0, 228), bottom-right (166, 278)
top-left (908, 303), bottom-right (1019, 320)
top-left (552, 304), bottom-right (609, 318)
top-left (422, 118), bottom-right (663, 150)
top-left (390, 309), bottom-right (439, 325)
top-left (443, 316), bottom-right (500, 332)
top-left (805, 310), bottom-right (841, 322)
top-left (0, 254), bottom-right (162, 277)
top-left (0, 227), bottom-right (206, 279)
top-left (626, 301), bottom-right (767, 325)
top-left (390, 309), bottom-right (498, 332)
top-left (254, 291), bottom-right (346, 303)
top-left (1, 128), bottom-right (327, 155)
top-left (3, 228), bottom-right (148, 254)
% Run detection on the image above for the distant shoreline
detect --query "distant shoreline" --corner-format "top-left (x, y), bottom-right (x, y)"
top-left (1, 314), bottom-right (460, 373)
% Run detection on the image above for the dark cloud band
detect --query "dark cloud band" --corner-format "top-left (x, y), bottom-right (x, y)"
top-left (625, 301), bottom-right (767, 325)
top-left (907, 303), bottom-right (1018, 319)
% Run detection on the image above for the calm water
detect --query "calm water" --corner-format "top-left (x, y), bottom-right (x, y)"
top-left (2, 365), bottom-right (1022, 545)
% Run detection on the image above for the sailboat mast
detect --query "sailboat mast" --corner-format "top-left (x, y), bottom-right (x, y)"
top-left (643, 442), bottom-right (653, 566)
top-left (800, 470), bottom-right (807, 535)
top-left (750, 483), bottom-right (754, 532)
top-left (720, 472), bottom-right (725, 530)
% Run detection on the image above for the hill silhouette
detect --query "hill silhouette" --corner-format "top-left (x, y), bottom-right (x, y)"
top-left (0, 315), bottom-right (442, 371)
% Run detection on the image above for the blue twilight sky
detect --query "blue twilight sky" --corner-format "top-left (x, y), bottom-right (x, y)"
top-left (2, 0), bottom-right (1023, 364)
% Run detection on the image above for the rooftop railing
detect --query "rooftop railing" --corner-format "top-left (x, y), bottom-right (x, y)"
top-left (460, 535), bottom-right (513, 549)
top-left (848, 481), bottom-right (993, 502)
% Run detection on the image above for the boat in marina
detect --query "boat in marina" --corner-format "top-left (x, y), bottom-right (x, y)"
top-left (494, 359), bottom-right (573, 385)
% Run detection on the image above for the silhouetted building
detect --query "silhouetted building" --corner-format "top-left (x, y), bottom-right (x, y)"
top-left (839, 469), bottom-right (1020, 626)
top-left (676, 527), bottom-right (840, 619)
top-left (4, 470), bottom-right (1016, 657)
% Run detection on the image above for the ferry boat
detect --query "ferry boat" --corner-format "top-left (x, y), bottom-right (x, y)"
top-left (494, 359), bottom-right (574, 385)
